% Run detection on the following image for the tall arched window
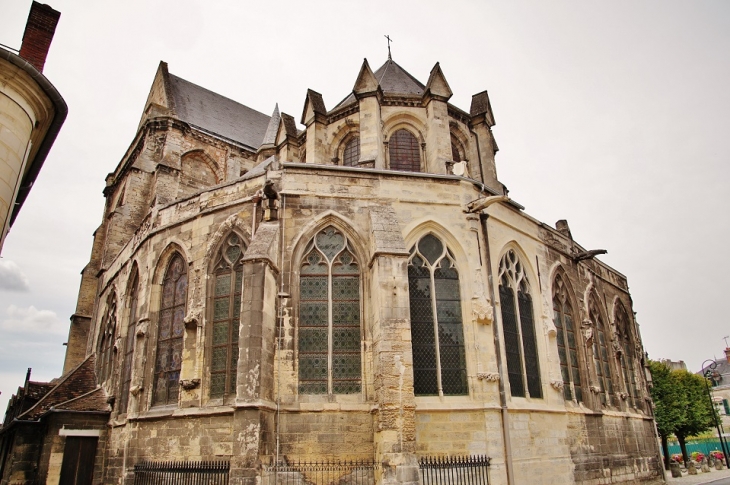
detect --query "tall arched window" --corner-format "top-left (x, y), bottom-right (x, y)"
top-left (589, 295), bottom-right (613, 406)
top-left (154, 254), bottom-right (187, 406)
top-left (118, 270), bottom-right (139, 414)
top-left (210, 233), bottom-right (246, 400)
top-left (298, 226), bottom-right (361, 395)
top-left (388, 129), bottom-right (421, 172)
top-left (616, 303), bottom-right (639, 410)
top-left (98, 292), bottom-right (117, 384)
top-left (342, 137), bottom-right (360, 167)
top-left (499, 250), bottom-right (542, 398)
top-left (552, 274), bottom-right (582, 403)
top-left (408, 234), bottom-right (467, 396)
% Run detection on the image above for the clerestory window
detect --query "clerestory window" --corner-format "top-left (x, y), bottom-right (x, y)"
top-left (389, 129), bottom-right (421, 172)
top-left (342, 137), bottom-right (360, 167)
top-left (499, 250), bottom-right (542, 398)
top-left (153, 253), bottom-right (187, 406)
top-left (408, 234), bottom-right (467, 396)
top-left (209, 233), bottom-right (245, 400)
top-left (118, 270), bottom-right (138, 414)
top-left (590, 295), bottom-right (614, 406)
top-left (98, 292), bottom-right (117, 384)
top-left (553, 274), bottom-right (583, 403)
top-left (616, 303), bottom-right (639, 410)
top-left (298, 226), bottom-right (361, 395)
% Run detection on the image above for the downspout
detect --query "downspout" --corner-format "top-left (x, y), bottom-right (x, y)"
top-left (478, 212), bottom-right (514, 485)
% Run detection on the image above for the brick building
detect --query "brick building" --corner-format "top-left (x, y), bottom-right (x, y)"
top-left (1, 55), bottom-right (663, 484)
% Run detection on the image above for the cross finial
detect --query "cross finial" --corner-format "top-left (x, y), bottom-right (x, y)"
top-left (724, 336), bottom-right (729, 348)
top-left (385, 35), bottom-right (393, 60)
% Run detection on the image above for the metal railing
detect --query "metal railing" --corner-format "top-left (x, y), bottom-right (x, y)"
top-left (419, 455), bottom-right (491, 485)
top-left (133, 460), bottom-right (230, 485)
top-left (262, 459), bottom-right (378, 485)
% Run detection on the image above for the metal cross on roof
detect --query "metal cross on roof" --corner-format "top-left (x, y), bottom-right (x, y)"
top-left (385, 34), bottom-right (393, 60)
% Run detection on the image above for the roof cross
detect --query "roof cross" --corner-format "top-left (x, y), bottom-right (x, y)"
top-left (385, 35), bottom-right (393, 60)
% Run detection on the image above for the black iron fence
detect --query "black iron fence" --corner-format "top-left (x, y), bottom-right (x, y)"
top-left (133, 460), bottom-right (230, 485)
top-left (262, 459), bottom-right (378, 485)
top-left (419, 455), bottom-right (491, 485)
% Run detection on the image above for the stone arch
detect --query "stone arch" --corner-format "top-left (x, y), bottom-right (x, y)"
top-left (152, 241), bottom-right (191, 285)
top-left (204, 214), bottom-right (252, 270)
top-left (382, 113), bottom-right (426, 144)
top-left (180, 149), bottom-right (221, 187)
top-left (403, 220), bottom-right (470, 277)
top-left (291, 211), bottom-right (368, 268)
top-left (330, 121), bottom-right (361, 164)
top-left (495, 241), bottom-right (539, 294)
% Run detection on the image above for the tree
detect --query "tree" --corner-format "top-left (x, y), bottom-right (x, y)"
top-left (648, 361), bottom-right (717, 468)
top-left (673, 370), bottom-right (716, 465)
top-left (648, 360), bottom-right (687, 469)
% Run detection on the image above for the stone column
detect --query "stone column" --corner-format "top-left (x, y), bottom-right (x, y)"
top-left (230, 221), bottom-right (280, 485)
top-left (368, 206), bottom-right (419, 485)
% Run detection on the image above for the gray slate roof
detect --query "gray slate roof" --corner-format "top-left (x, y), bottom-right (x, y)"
top-left (333, 59), bottom-right (426, 112)
top-left (168, 74), bottom-right (271, 150)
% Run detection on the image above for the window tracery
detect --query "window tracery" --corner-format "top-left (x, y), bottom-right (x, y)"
top-left (616, 303), bottom-right (640, 409)
top-left (408, 234), bottom-right (467, 396)
top-left (153, 254), bottom-right (187, 406)
top-left (298, 226), bottom-right (361, 395)
top-left (498, 250), bottom-right (542, 398)
top-left (118, 271), bottom-right (138, 414)
top-left (552, 274), bottom-right (583, 403)
top-left (388, 129), bottom-right (421, 172)
top-left (589, 295), bottom-right (614, 406)
top-left (209, 233), bottom-right (245, 400)
top-left (98, 292), bottom-right (117, 384)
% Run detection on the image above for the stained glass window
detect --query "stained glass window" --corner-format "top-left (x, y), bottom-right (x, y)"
top-left (616, 303), bottom-right (640, 410)
top-left (153, 254), bottom-right (187, 406)
top-left (408, 234), bottom-right (467, 396)
top-left (553, 274), bottom-right (583, 403)
top-left (98, 292), bottom-right (117, 384)
top-left (118, 271), bottom-right (138, 413)
top-left (210, 233), bottom-right (245, 399)
top-left (590, 296), bottom-right (614, 406)
top-left (299, 226), bottom-right (361, 395)
top-left (389, 129), bottom-right (421, 172)
top-left (498, 250), bottom-right (542, 398)
top-left (342, 137), bottom-right (360, 167)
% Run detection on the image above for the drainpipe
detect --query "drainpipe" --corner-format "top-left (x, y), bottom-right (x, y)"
top-left (478, 212), bottom-right (514, 485)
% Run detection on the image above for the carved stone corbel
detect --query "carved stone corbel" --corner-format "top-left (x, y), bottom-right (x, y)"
top-left (472, 298), bottom-right (493, 325)
top-left (130, 385), bottom-right (143, 397)
top-left (581, 319), bottom-right (594, 347)
top-left (184, 309), bottom-right (201, 330)
top-left (477, 373), bottom-right (500, 382)
top-left (550, 380), bottom-right (564, 391)
top-left (180, 379), bottom-right (200, 390)
top-left (136, 318), bottom-right (150, 338)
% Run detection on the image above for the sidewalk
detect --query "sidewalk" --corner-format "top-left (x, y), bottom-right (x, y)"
top-left (664, 466), bottom-right (730, 484)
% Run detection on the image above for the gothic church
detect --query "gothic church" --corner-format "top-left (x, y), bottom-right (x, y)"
top-left (0, 57), bottom-right (664, 485)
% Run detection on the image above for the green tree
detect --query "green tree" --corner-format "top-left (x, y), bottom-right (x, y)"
top-left (673, 370), bottom-right (716, 465)
top-left (648, 360), bottom-right (687, 469)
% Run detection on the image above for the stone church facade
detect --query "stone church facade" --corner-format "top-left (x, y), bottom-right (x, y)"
top-left (3, 57), bottom-right (664, 485)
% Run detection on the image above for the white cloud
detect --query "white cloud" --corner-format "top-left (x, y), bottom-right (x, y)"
top-left (0, 260), bottom-right (30, 292)
top-left (0, 305), bottom-right (66, 335)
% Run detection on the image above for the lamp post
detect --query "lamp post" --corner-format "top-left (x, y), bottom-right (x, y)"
top-left (701, 359), bottom-right (730, 465)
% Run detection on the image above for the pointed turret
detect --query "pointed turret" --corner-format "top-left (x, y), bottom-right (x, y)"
top-left (353, 59), bottom-right (381, 98)
top-left (424, 62), bottom-right (453, 102)
top-left (301, 90), bottom-right (327, 164)
top-left (262, 104), bottom-right (280, 147)
top-left (138, 61), bottom-right (175, 130)
top-left (423, 62), bottom-right (452, 174)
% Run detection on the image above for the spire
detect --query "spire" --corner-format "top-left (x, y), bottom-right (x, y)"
top-left (262, 104), bottom-right (280, 146)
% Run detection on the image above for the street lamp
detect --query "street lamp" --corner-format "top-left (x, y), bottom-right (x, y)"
top-left (702, 359), bottom-right (730, 465)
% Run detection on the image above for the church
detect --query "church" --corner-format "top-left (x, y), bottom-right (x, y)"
top-left (0, 54), bottom-right (664, 485)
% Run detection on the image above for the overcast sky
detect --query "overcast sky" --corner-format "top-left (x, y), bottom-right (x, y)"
top-left (1, 0), bottom-right (729, 415)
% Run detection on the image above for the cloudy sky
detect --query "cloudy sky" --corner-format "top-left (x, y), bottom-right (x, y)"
top-left (1, 0), bottom-right (729, 414)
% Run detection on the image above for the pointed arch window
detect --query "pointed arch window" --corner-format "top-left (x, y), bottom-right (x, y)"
top-left (408, 234), bottom-right (467, 396)
top-left (98, 292), bottom-right (117, 384)
top-left (616, 303), bottom-right (640, 410)
top-left (342, 137), bottom-right (360, 167)
top-left (153, 254), bottom-right (187, 406)
top-left (589, 296), bottom-right (614, 406)
top-left (498, 250), bottom-right (542, 398)
top-left (389, 129), bottom-right (421, 172)
top-left (210, 233), bottom-right (246, 399)
top-left (298, 226), bottom-right (361, 395)
top-left (553, 274), bottom-right (582, 403)
top-left (118, 271), bottom-right (139, 414)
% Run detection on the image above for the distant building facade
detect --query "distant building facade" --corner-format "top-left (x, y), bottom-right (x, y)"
top-left (1, 55), bottom-right (663, 485)
top-left (0, 1), bottom-right (66, 253)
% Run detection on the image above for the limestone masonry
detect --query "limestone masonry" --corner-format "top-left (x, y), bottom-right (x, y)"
top-left (0, 56), bottom-right (664, 485)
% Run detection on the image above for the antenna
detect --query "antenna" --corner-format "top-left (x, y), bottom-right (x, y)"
top-left (384, 35), bottom-right (393, 60)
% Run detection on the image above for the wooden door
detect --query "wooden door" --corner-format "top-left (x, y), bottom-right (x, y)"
top-left (59, 436), bottom-right (98, 485)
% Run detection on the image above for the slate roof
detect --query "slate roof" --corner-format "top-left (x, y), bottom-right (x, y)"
top-left (168, 74), bottom-right (271, 150)
top-left (333, 59), bottom-right (426, 111)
